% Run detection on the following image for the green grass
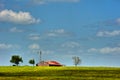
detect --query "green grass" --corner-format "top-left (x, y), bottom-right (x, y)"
top-left (0, 66), bottom-right (120, 80)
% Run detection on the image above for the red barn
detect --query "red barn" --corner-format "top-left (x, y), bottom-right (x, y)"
top-left (36, 60), bottom-right (63, 66)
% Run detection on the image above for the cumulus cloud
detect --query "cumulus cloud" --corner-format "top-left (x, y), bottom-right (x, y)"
top-left (42, 50), bottom-right (54, 54)
top-left (47, 29), bottom-right (65, 37)
top-left (0, 44), bottom-right (12, 49)
top-left (61, 41), bottom-right (80, 48)
top-left (45, 29), bottom-right (73, 37)
top-left (10, 27), bottom-right (24, 32)
top-left (31, 0), bottom-right (46, 4)
top-left (97, 30), bottom-right (120, 37)
top-left (29, 43), bottom-right (40, 50)
top-left (29, 34), bottom-right (41, 40)
top-left (103, 18), bottom-right (120, 26)
top-left (0, 9), bottom-right (40, 24)
top-left (27, 29), bottom-right (73, 41)
top-left (31, 0), bottom-right (80, 4)
top-left (0, 43), bottom-right (19, 49)
top-left (88, 47), bottom-right (120, 54)
top-left (116, 18), bottom-right (120, 25)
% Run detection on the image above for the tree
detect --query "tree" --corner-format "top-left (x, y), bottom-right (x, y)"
top-left (29, 59), bottom-right (35, 66)
top-left (72, 56), bottom-right (81, 66)
top-left (10, 55), bottom-right (23, 66)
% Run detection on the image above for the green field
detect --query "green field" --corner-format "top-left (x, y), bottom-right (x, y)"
top-left (0, 66), bottom-right (120, 80)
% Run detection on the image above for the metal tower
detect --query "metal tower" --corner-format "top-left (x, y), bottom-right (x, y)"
top-left (38, 50), bottom-right (42, 62)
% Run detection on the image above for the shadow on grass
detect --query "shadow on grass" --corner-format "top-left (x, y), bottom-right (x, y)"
top-left (0, 70), bottom-right (120, 79)
top-left (0, 73), bottom-right (5, 76)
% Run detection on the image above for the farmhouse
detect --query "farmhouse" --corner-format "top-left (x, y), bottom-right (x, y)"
top-left (36, 60), bottom-right (63, 66)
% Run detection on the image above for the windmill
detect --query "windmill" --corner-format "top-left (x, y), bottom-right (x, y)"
top-left (37, 50), bottom-right (42, 62)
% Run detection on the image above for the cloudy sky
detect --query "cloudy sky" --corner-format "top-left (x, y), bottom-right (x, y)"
top-left (0, 0), bottom-right (120, 66)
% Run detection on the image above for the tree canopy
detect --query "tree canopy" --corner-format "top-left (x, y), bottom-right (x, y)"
top-left (29, 59), bottom-right (35, 66)
top-left (72, 56), bottom-right (81, 66)
top-left (10, 55), bottom-right (23, 66)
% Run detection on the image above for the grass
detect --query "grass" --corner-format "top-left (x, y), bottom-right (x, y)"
top-left (0, 66), bottom-right (120, 80)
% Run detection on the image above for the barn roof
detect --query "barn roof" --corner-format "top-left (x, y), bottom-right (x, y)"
top-left (46, 60), bottom-right (62, 65)
top-left (37, 60), bottom-right (62, 66)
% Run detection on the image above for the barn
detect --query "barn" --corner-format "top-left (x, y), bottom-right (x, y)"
top-left (36, 60), bottom-right (63, 66)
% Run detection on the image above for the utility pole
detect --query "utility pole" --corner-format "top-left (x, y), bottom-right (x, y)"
top-left (38, 50), bottom-right (42, 62)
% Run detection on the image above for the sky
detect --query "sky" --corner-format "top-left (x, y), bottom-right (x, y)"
top-left (0, 0), bottom-right (120, 66)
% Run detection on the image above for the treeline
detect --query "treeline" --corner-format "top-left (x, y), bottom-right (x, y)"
top-left (10, 55), bottom-right (35, 66)
top-left (10, 55), bottom-right (81, 66)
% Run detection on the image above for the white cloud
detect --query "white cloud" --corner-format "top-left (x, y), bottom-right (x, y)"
top-left (0, 44), bottom-right (12, 49)
top-left (42, 50), bottom-right (54, 54)
top-left (61, 41), bottom-right (80, 48)
top-left (101, 18), bottom-right (120, 26)
top-left (27, 29), bottom-right (73, 41)
top-left (31, 0), bottom-right (46, 4)
top-left (0, 43), bottom-right (19, 49)
top-left (29, 34), bottom-right (40, 40)
top-left (0, 9), bottom-right (40, 24)
top-left (31, 0), bottom-right (80, 4)
top-left (116, 18), bottom-right (120, 24)
top-left (88, 48), bottom-right (97, 52)
top-left (10, 27), bottom-right (24, 32)
top-left (88, 47), bottom-right (120, 54)
top-left (29, 43), bottom-right (40, 50)
top-left (97, 30), bottom-right (120, 37)
top-left (46, 29), bottom-right (72, 37)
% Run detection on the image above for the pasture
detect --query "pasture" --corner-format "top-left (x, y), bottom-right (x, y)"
top-left (0, 66), bottom-right (120, 80)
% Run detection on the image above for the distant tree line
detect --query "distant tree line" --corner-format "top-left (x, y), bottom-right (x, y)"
top-left (10, 55), bottom-right (35, 66)
top-left (10, 55), bottom-right (81, 66)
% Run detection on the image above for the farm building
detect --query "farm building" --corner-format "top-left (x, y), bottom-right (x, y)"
top-left (36, 60), bottom-right (63, 66)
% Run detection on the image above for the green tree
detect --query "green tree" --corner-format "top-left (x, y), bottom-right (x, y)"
top-left (10, 55), bottom-right (23, 66)
top-left (29, 59), bottom-right (35, 66)
top-left (72, 56), bottom-right (81, 67)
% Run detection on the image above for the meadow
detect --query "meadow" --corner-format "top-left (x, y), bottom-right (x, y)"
top-left (0, 66), bottom-right (120, 80)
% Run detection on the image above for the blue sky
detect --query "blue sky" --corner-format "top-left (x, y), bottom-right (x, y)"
top-left (0, 0), bottom-right (120, 66)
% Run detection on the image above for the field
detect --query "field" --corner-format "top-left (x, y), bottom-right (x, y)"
top-left (0, 66), bottom-right (120, 80)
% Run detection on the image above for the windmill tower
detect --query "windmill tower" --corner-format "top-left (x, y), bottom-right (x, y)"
top-left (38, 50), bottom-right (42, 62)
